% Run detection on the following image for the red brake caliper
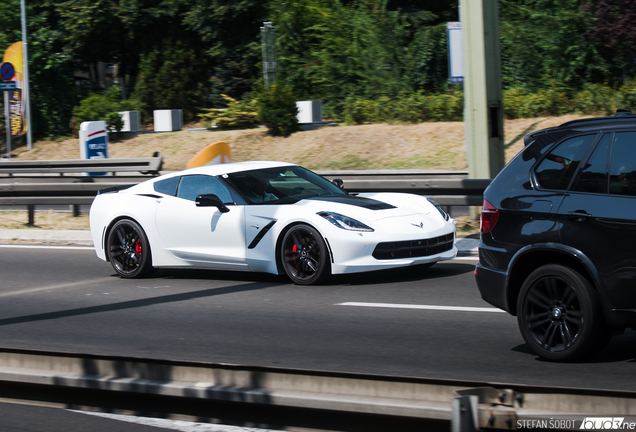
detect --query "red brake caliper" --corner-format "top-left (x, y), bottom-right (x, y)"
top-left (135, 239), bottom-right (142, 256)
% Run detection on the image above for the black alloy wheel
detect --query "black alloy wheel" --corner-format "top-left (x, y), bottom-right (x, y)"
top-left (280, 224), bottom-right (330, 285)
top-left (107, 219), bottom-right (153, 278)
top-left (517, 264), bottom-right (610, 361)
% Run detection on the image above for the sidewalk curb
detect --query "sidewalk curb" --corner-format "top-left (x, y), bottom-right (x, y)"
top-left (0, 229), bottom-right (94, 246)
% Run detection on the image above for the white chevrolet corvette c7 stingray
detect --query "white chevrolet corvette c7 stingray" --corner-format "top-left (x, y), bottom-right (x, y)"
top-left (89, 161), bottom-right (457, 285)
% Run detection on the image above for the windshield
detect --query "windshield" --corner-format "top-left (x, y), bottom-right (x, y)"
top-left (224, 165), bottom-right (347, 205)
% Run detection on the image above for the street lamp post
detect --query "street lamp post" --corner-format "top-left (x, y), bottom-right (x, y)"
top-left (260, 22), bottom-right (277, 89)
top-left (20, 0), bottom-right (32, 150)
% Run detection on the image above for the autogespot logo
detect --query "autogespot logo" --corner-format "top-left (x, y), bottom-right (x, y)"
top-left (580, 418), bottom-right (630, 430)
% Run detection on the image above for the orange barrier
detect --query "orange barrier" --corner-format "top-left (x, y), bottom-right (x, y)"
top-left (186, 141), bottom-right (231, 169)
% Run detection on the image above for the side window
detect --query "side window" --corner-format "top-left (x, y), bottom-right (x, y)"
top-left (176, 175), bottom-right (233, 203)
top-left (153, 176), bottom-right (180, 196)
top-left (535, 134), bottom-right (596, 190)
top-left (572, 134), bottom-right (611, 194)
top-left (610, 132), bottom-right (636, 196)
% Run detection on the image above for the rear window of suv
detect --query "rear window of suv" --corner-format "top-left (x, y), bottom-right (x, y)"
top-left (534, 134), bottom-right (597, 190)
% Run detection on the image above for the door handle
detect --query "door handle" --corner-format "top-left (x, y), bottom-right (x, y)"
top-left (566, 210), bottom-right (592, 221)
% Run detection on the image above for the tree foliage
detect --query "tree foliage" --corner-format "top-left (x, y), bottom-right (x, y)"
top-left (582, 0), bottom-right (636, 78)
top-left (133, 40), bottom-right (209, 123)
top-left (199, 94), bottom-right (258, 129)
top-left (6, 0), bottom-right (636, 139)
top-left (499, 0), bottom-right (611, 92)
top-left (256, 83), bottom-right (299, 137)
top-left (72, 86), bottom-right (143, 133)
top-left (271, 0), bottom-right (410, 109)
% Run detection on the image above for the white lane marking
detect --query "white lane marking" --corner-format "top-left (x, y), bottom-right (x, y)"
top-left (0, 278), bottom-right (107, 297)
top-left (0, 244), bottom-right (94, 251)
top-left (337, 302), bottom-right (505, 313)
top-left (70, 410), bottom-right (279, 432)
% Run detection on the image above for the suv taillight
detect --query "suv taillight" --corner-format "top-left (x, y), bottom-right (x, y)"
top-left (480, 199), bottom-right (499, 233)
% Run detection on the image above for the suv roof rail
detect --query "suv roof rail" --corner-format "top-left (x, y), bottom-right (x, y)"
top-left (557, 111), bottom-right (636, 129)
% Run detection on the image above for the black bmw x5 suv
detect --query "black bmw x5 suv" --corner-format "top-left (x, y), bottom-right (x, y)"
top-left (475, 110), bottom-right (636, 361)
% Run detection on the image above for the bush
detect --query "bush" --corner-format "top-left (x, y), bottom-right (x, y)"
top-left (72, 87), bottom-right (145, 133)
top-left (342, 90), bottom-right (463, 125)
top-left (619, 80), bottom-right (636, 113)
top-left (504, 87), bottom-right (570, 119)
top-left (256, 84), bottom-right (299, 137)
top-left (426, 90), bottom-right (463, 122)
top-left (572, 84), bottom-right (621, 116)
top-left (198, 95), bottom-right (258, 129)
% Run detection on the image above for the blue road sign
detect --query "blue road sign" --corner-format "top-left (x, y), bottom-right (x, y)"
top-left (0, 62), bottom-right (15, 81)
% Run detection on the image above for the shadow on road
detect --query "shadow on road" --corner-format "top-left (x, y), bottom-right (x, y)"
top-left (144, 261), bottom-right (475, 287)
top-left (0, 280), bottom-right (280, 327)
top-left (330, 262), bottom-right (476, 286)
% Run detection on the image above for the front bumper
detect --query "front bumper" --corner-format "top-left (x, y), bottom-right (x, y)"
top-left (327, 223), bottom-right (457, 275)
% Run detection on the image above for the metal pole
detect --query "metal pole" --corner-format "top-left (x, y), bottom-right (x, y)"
top-left (4, 92), bottom-right (10, 157)
top-left (460, 0), bottom-right (505, 180)
top-left (260, 22), bottom-right (277, 88)
top-left (20, 0), bottom-right (32, 150)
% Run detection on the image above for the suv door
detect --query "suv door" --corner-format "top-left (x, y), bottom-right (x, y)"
top-left (557, 131), bottom-right (636, 309)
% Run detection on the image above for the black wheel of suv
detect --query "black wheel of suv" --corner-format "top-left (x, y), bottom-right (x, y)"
top-left (107, 219), bottom-right (154, 278)
top-left (517, 264), bottom-right (610, 361)
top-left (280, 224), bottom-right (330, 285)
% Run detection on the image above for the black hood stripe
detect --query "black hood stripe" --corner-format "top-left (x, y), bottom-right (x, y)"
top-left (305, 195), bottom-right (395, 210)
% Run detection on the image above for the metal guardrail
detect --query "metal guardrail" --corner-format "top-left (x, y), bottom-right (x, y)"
top-left (0, 157), bottom-right (162, 223)
top-left (0, 348), bottom-right (634, 432)
top-left (0, 156), bottom-right (163, 175)
top-left (0, 163), bottom-right (489, 224)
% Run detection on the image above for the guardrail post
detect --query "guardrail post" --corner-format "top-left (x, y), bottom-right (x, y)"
top-left (27, 204), bottom-right (34, 226)
top-left (70, 204), bottom-right (80, 217)
top-left (452, 395), bottom-right (479, 432)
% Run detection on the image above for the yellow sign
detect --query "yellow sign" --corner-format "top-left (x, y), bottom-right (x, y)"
top-left (186, 142), bottom-right (232, 169)
top-left (3, 42), bottom-right (26, 137)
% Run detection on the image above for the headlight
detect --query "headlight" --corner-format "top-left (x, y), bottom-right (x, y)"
top-left (427, 198), bottom-right (450, 221)
top-left (317, 211), bottom-right (374, 232)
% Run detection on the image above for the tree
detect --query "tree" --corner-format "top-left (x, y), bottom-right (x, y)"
top-left (499, 0), bottom-right (611, 91)
top-left (256, 83), bottom-right (299, 136)
top-left (1, 0), bottom-right (77, 139)
top-left (45, 0), bottom-right (188, 96)
top-left (182, 0), bottom-right (267, 106)
top-left (271, 0), bottom-right (410, 111)
top-left (133, 40), bottom-right (210, 122)
top-left (582, 0), bottom-right (636, 80)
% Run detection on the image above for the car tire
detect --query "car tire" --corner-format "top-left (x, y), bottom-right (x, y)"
top-left (280, 224), bottom-right (330, 285)
top-left (517, 264), bottom-right (611, 362)
top-left (107, 219), bottom-right (154, 278)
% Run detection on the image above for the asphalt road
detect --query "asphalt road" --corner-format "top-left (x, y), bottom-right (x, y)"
top-left (0, 245), bottom-right (635, 393)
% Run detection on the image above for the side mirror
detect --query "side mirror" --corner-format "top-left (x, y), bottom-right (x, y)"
top-left (332, 178), bottom-right (344, 189)
top-left (195, 194), bottom-right (230, 213)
